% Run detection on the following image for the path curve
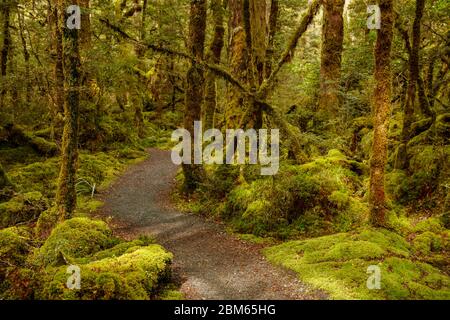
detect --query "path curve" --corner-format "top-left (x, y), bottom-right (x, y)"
top-left (98, 149), bottom-right (325, 300)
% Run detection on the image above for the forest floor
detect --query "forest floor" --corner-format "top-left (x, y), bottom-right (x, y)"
top-left (97, 148), bottom-right (327, 300)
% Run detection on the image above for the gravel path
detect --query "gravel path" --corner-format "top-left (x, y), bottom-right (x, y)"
top-left (98, 149), bottom-right (326, 300)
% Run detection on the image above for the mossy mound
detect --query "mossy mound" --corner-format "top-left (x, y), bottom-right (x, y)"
top-left (8, 159), bottom-right (59, 198)
top-left (0, 192), bottom-right (48, 227)
top-left (0, 227), bottom-right (35, 299)
top-left (214, 150), bottom-right (368, 238)
top-left (37, 245), bottom-right (173, 300)
top-left (34, 218), bottom-right (115, 267)
top-left (264, 228), bottom-right (450, 299)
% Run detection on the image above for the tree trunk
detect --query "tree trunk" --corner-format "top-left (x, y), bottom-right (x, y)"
top-left (50, 4), bottom-right (65, 142)
top-left (226, 0), bottom-right (250, 129)
top-left (318, 0), bottom-right (345, 119)
top-left (396, 0), bottom-right (425, 169)
top-left (56, 0), bottom-right (82, 221)
top-left (227, 0), bottom-right (268, 129)
top-left (0, 2), bottom-right (11, 110)
top-left (18, 10), bottom-right (31, 105)
top-left (203, 0), bottom-right (225, 130)
top-left (182, 0), bottom-right (207, 193)
top-left (265, 0), bottom-right (279, 79)
top-left (369, 0), bottom-right (394, 227)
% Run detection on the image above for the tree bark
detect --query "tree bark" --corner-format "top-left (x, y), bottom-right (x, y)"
top-left (369, 0), bottom-right (394, 227)
top-left (265, 0), bottom-right (279, 79)
top-left (318, 0), bottom-right (345, 119)
top-left (56, 0), bottom-right (82, 221)
top-left (226, 0), bottom-right (250, 128)
top-left (183, 0), bottom-right (207, 193)
top-left (396, 0), bottom-right (425, 169)
top-left (49, 3), bottom-right (65, 142)
top-left (203, 0), bottom-right (225, 130)
top-left (0, 2), bottom-right (11, 109)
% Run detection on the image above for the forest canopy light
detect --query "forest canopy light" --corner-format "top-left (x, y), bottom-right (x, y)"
top-left (171, 121), bottom-right (280, 176)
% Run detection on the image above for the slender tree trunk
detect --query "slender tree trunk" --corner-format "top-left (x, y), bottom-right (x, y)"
top-left (318, 0), bottom-right (345, 119)
top-left (265, 0), bottom-right (279, 79)
top-left (0, 2), bottom-right (11, 110)
top-left (56, 0), bottom-right (82, 221)
top-left (396, 0), bottom-right (425, 169)
top-left (18, 10), bottom-right (31, 105)
top-left (203, 0), bottom-right (225, 130)
top-left (369, 0), bottom-right (394, 227)
top-left (50, 4), bottom-right (65, 142)
top-left (183, 0), bottom-right (207, 193)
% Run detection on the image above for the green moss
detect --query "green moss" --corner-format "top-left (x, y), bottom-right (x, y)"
top-left (264, 228), bottom-right (450, 300)
top-left (236, 233), bottom-right (277, 245)
top-left (0, 226), bottom-right (35, 299)
top-left (8, 159), bottom-right (59, 198)
top-left (0, 192), bottom-right (48, 227)
top-left (34, 218), bottom-right (115, 267)
top-left (0, 226), bottom-right (32, 267)
top-left (412, 231), bottom-right (446, 255)
top-left (413, 218), bottom-right (445, 234)
top-left (158, 286), bottom-right (184, 300)
top-left (38, 245), bottom-right (173, 300)
top-left (214, 150), bottom-right (368, 237)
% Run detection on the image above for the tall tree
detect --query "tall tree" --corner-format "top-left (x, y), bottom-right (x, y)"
top-left (318, 0), bottom-right (345, 120)
top-left (183, 0), bottom-right (207, 193)
top-left (226, 0), bottom-right (249, 129)
top-left (395, 0), bottom-right (426, 169)
top-left (56, 0), bottom-right (82, 220)
top-left (203, 0), bottom-right (226, 130)
top-left (0, 0), bottom-right (12, 110)
top-left (369, 0), bottom-right (394, 227)
top-left (49, 2), bottom-right (65, 141)
top-left (264, 0), bottom-right (279, 79)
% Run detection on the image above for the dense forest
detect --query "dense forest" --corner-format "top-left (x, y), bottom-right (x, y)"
top-left (0, 0), bottom-right (449, 300)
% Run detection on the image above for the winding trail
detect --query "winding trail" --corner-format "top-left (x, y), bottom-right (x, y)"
top-left (98, 149), bottom-right (325, 300)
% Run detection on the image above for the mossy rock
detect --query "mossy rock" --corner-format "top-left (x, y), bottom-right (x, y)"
top-left (0, 192), bottom-right (48, 228)
top-left (34, 217), bottom-right (115, 267)
top-left (38, 245), bottom-right (173, 300)
top-left (264, 228), bottom-right (450, 299)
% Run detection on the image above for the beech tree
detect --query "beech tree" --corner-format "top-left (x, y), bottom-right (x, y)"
top-left (318, 0), bottom-right (345, 121)
top-left (55, 0), bottom-right (82, 220)
top-left (369, 0), bottom-right (394, 227)
top-left (182, 0), bottom-right (207, 193)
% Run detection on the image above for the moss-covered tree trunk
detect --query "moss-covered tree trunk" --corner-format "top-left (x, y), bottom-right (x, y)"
top-left (56, 0), bottom-right (82, 221)
top-left (0, 1), bottom-right (11, 110)
top-left (318, 0), bottom-right (345, 120)
top-left (369, 0), bottom-right (394, 227)
top-left (227, 0), bottom-right (268, 129)
top-left (203, 0), bottom-right (225, 130)
top-left (395, 0), bottom-right (426, 169)
top-left (49, 4), bottom-right (65, 142)
top-left (264, 0), bottom-right (279, 79)
top-left (226, 0), bottom-right (249, 129)
top-left (182, 0), bottom-right (207, 193)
